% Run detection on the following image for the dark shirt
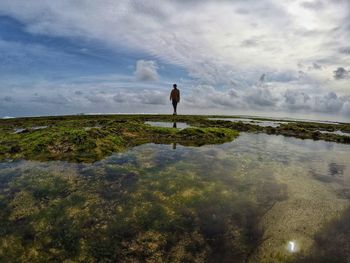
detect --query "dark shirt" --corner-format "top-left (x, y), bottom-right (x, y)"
top-left (170, 88), bottom-right (180, 102)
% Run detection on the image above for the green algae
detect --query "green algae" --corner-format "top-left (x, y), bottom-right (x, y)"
top-left (0, 117), bottom-right (239, 162)
top-left (1, 114), bottom-right (350, 163)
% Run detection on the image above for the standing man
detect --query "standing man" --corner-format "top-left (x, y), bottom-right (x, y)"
top-left (170, 84), bottom-right (180, 115)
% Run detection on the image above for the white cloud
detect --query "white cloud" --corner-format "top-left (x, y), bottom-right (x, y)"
top-left (0, 0), bottom-right (348, 84)
top-left (313, 92), bottom-right (346, 113)
top-left (113, 89), bottom-right (167, 105)
top-left (0, 0), bottom-right (349, 119)
top-left (283, 90), bottom-right (311, 110)
top-left (184, 81), bottom-right (350, 117)
top-left (343, 101), bottom-right (350, 115)
top-left (85, 94), bottom-right (107, 104)
top-left (1, 74), bottom-right (350, 121)
top-left (334, 67), bottom-right (349, 80)
top-left (134, 60), bottom-right (159, 81)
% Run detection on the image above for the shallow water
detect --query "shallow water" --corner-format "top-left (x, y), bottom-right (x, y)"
top-left (13, 126), bottom-right (48, 134)
top-left (320, 130), bottom-right (350, 137)
top-left (145, 121), bottom-right (191, 129)
top-left (1, 133), bottom-right (350, 262)
top-left (13, 128), bottom-right (27, 134)
top-left (208, 117), bottom-right (289, 127)
top-left (83, 125), bottom-right (102, 131)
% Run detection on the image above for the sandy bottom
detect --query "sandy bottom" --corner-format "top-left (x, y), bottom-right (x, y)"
top-left (250, 165), bottom-right (349, 262)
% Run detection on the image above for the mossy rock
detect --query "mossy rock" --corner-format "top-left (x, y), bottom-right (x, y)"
top-left (0, 118), bottom-right (239, 162)
top-left (1, 114), bottom-right (349, 162)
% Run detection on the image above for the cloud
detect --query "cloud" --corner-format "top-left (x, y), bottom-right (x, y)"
top-left (1, 72), bottom-right (350, 120)
top-left (244, 86), bottom-right (278, 107)
top-left (184, 81), bottom-right (350, 116)
top-left (185, 83), bottom-right (277, 110)
top-left (30, 94), bottom-right (69, 105)
top-left (141, 90), bottom-right (167, 105)
top-left (283, 90), bottom-right (311, 110)
top-left (241, 38), bottom-right (259, 47)
top-left (300, 1), bottom-right (324, 10)
top-left (343, 101), bottom-right (350, 115)
top-left (280, 89), bottom-right (350, 115)
top-left (338, 47), bottom-right (350, 54)
top-left (0, 0), bottom-right (349, 120)
top-left (0, 0), bottom-right (348, 85)
top-left (311, 62), bottom-right (322, 70)
top-left (134, 60), bottom-right (159, 81)
top-left (334, 67), bottom-right (349, 80)
top-left (259, 74), bottom-right (266, 84)
top-left (314, 92), bottom-right (346, 113)
top-left (113, 89), bottom-right (167, 105)
top-left (113, 91), bottom-right (127, 103)
top-left (3, 96), bottom-right (14, 102)
top-left (185, 85), bottom-right (235, 109)
top-left (85, 94), bottom-right (107, 104)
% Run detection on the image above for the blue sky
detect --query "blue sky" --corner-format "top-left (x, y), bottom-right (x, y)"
top-left (0, 0), bottom-right (349, 121)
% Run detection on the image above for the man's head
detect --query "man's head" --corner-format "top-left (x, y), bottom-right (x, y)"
top-left (173, 84), bottom-right (177, 89)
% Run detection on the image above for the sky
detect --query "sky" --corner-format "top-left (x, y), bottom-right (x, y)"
top-left (0, 0), bottom-right (349, 121)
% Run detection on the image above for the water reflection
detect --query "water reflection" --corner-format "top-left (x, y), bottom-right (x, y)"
top-left (13, 126), bottom-right (48, 134)
top-left (0, 133), bottom-right (350, 262)
top-left (320, 130), bottom-right (350, 137)
top-left (145, 121), bottom-right (190, 129)
top-left (208, 117), bottom-right (288, 127)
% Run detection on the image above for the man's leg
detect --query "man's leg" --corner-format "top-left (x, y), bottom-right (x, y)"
top-left (172, 101), bottom-right (177, 115)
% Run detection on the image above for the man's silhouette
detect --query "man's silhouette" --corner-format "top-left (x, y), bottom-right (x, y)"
top-left (170, 84), bottom-right (180, 115)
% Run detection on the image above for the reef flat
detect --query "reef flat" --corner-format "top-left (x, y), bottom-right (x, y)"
top-left (0, 114), bottom-right (349, 162)
top-left (1, 118), bottom-right (350, 262)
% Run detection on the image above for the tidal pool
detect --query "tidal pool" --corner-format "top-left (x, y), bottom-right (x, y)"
top-left (13, 126), bottom-right (48, 134)
top-left (0, 133), bottom-right (350, 262)
top-left (208, 117), bottom-right (289, 128)
top-left (145, 121), bottom-right (191, 129)
top-left (319, 130), bottom-right (350, 137)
